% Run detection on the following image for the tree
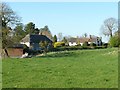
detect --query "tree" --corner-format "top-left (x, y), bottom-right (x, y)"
top-left (62, 37), bottom-right (68, 45)
top-left (24, 22), bottom-right (35, 34)
top-left (57, 33), bottom-right (63, 41)
top-left (53, 35), bottom-right (57, 43)
top-left (1, 3), bottom-right (20, 28)
top-left (76, 36), bottom-right (80, 45)
top-left (13, 24), bottom-right (26, 43)
top-left (40, 25), bottom-right (53, 40)
top-left (1, 3), bottom-right (21, 57)
top-left (39, 41), bottom-right (48, 55)
top-left (101, 17), bottom-right (117, 38)
top-left (34, 28), bottom-right (39, 34)
top-left (109, 31), bottom-right (120, 47)
top-left (83, 33), bottom-right (87, 37)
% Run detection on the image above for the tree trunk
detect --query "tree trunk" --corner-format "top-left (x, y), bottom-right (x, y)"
top-left (4, 48), bottom-right (9, 57)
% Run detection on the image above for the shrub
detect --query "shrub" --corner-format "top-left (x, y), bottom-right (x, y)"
top-left (54, 42), bottom-right (65, 48)
top-left (109, 36), bottom-right (120, 47)
top-left (95, 46), bottom-right (106, 49)
top-left (103, 43), bottom-right (108, 48)
top-left (76, 44), bottom-right (81, 46)
top-left (83, 41), bottom-right (88, 46)
top-left (90, 43), bottom-right (96, 46)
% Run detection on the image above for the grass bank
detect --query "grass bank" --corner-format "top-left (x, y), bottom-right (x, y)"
top-left (2, 48), bottom-right (118, 88)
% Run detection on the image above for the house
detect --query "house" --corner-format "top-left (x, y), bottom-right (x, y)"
top-left (6, 44), bottom-right (27, 58)
top-left (68, 35), bottom-right (102, 46)
top-left (20, 34), bottom-right (53, 51)
top-left (68, 37), bottom-right (78, 46)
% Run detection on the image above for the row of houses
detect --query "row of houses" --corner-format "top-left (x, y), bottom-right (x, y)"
top-left (20, 34), bottom-right (102, 50)
top-left (68, 35), bottom-right (102, 46)
top-left (4, 34), bottom-right (102, 58)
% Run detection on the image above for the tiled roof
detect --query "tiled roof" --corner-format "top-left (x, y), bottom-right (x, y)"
top-left (68, 38), bottom-right (77, 43)
top-left (68, 36), bottom-right (99, 43)
top-left (79, 38), bottom-right (90, 43)
top-left (8, 44), bottom-right (27, 48)
top-left (21, 34), bottom-right (53, 43)
top-left (21, 34), bottom-right (30, 42)
top-left (30, 34), bottom-right (53, 43)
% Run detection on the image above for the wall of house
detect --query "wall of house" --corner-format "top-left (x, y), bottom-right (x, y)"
top-left (80, 43), bottom-right (83, 46)
top-left (7, 48), bottom-right (23, 57)
top-left (69, 42), bottom-right (77, 46)
top-left (20, 42), bottom-right (30, 47)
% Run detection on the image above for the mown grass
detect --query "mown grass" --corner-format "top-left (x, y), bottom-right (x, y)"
top-left (2, 48), bottom-right (118, 88)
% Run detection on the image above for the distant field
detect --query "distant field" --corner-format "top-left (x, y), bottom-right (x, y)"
top-left (2, 48), bottom-right (118, 88)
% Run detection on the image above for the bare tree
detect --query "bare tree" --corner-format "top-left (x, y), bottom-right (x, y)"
top-left (57, 32), bottom-right (63, 41)
top-left (1, 3), bottom-right (20, 27)
top-left (101, 17), bottom-right (117, 38)
top-left (1, 3), bottom-right (20, 57)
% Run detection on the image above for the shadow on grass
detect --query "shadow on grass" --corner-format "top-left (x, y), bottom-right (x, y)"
top-left (36, 51), bottom-right (78, 58)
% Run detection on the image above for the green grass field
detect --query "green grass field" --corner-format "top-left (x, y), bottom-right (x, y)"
top-left (2, 48), bottom-right (118, 88)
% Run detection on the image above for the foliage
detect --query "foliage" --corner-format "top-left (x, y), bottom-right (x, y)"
top-left (2, 48), bottom-right (118, 88)
top-left (102, 43), bottom-right (109, 48)
top-left (34, 28), bottom-right (40, 34)
top-left (1, 3), bottom-right (20, 49)
top-left (39, 41), bottom-right (49, 54)
top-left (83, 33), bottom-right (87, 37)
top-left (54, 42), bottom-right (65, 48)
top-left (1, 3), bottom-right (20, 27)
top-left (90, 42), bottom-right (96, 46)
top-left (76, 36), bottom-right (80, 45)
top-left (24, 22), bottom-right (35, 34)
top-left (13, 24), bottom-right (26, 43)
top-left (62, 37), bottom-right (68, 44)
top-left (109, 35), bottom-right (120, 47)
top-left (53, 35), bottom-right (57, 43)
top-left (83, 41), bottom-right (88, 46)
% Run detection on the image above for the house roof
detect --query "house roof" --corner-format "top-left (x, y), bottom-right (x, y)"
top-left (89, 38), bottom-right (97, 42)
top-left (21, 34), bottom-right (30, 42)
top-left (30, 34), bottom-right (53, 43)
top-left (21, 34), bottom-right (53, 43)
top-left (68, 38), bottom-right (77, 43)
top-left (8, 44), bottom-right (28, 48)
top-left (79, 38), bottom-right (90, 43)
top-left (68, 35), bottom-right (100, 43)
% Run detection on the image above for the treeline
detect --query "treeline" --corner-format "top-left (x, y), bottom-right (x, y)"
top-left (1, 3), bottom-right (53, 49)
top-left (1, 2), bottom-right (120, 50)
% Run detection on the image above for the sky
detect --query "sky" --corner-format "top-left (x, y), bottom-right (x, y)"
top-left (8, 2), bottom-right (118, 42)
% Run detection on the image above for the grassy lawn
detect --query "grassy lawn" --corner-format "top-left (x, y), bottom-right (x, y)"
top-left (0, 59), bottom-right (2, 89)
top-left (2, 48), bottom-right (118, 88)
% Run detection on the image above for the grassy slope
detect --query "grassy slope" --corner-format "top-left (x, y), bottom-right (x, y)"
top-left (2, 48), bottom-right (118, 88)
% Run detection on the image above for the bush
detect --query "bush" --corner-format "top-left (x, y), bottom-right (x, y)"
top-left (109, 36), bottom-right (120, 47)
top-left (83, 41), bottom-right (88, 46)
top-left (76, 44), bottom-right (81, 46)
top-left (95, 46), bottom-right (106, 49)
top-left (103, 43), bottom-right (109, 48)
top-left (54, 42), bottom-right (65, 48)
top-left (90, 43), bottom-right (96, 46)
